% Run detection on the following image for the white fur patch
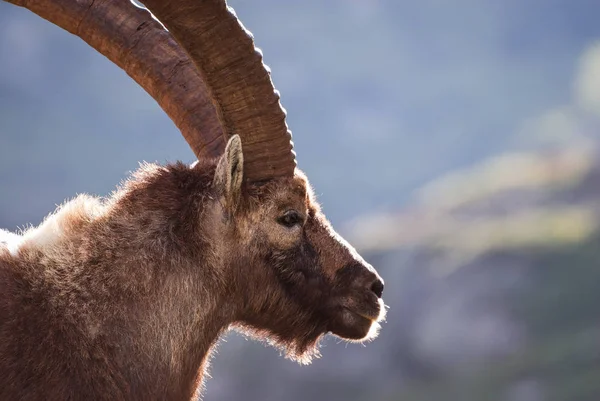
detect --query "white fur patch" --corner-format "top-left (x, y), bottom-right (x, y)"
top-left (0, 229), bottom-right (23, 257)
top-left (24, 210), bottom-right (65, 249)
top-left (14, 195), bottom-right (103, 254)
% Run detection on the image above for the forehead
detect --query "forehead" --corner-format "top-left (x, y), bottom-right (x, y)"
top-left (272, 175), bottom-right (308, 207)
top-left (248, 173), bottom-right (318, 213)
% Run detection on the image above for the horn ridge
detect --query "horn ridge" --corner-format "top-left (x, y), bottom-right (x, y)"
top-left (139, 0), bottom-right (296, 180)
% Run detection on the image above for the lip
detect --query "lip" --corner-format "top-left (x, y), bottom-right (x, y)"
top-left (344, 305), bottom-right (381, 322)
top-left (335, 291), bottom-right (386, 324)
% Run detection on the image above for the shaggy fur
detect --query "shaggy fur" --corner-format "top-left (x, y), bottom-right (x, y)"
top-left (0, 138), bottom-right (385, 401)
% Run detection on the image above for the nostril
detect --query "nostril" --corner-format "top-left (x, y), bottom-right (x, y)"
top-left (370, 279), bottom-right (384, 298)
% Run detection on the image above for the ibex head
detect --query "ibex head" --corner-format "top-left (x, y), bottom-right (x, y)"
top-left (210, 136), bottom-right (385, 361)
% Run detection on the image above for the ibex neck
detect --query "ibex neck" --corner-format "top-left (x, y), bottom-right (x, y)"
top-left (70, 222), bottom-right (229, 399)
top-left (97, 166), bottom-right (229, 399)
top-left (94, 172), bottom-right (230, 399)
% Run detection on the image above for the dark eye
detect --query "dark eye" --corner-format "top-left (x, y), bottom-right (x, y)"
top-left (277, 210), bottom-right (303, 228)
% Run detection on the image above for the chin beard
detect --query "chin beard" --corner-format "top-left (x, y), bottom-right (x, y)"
top-left (232, 321), bottom-right (326, 365)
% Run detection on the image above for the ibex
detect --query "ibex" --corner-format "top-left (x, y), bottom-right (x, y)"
top-left (0, 0), bottom-right (386, 400)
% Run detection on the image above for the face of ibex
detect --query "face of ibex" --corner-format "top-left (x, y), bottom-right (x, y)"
top-left (206, 136), bottom-right (385, 360)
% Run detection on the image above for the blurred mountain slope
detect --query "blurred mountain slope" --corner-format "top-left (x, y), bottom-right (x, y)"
top-left (347, 146), bottom-right (600, 257)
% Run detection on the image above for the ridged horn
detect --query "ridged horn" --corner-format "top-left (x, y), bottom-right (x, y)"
top-left (139, 0), bottom-right (296, 181)
top-left (6, 0), bottom-right (297, 181)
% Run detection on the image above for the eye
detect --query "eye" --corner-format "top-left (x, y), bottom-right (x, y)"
top-left (277, 210), bottom-right (303, 228)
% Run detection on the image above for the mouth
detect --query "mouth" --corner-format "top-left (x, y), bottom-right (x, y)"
top-left (347, 309), bottom-right (379, 323)
top-left (327, 295), bottom-right (386, 341)
top-left (344, 297), bottom-right (386, 323)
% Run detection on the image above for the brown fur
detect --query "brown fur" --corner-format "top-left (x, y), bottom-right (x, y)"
top-left (0, 140), bottom-right (384, 400)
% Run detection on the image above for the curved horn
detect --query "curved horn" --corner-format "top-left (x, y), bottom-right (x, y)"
top-left (6, 0), bottom-right (229, 157)
top-left (140, 0), bottom-right (296, 181)
top-left (6, 0), bottom-right (296, 182)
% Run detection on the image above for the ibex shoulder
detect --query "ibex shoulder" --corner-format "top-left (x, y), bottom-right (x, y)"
top-left (9, 194), bottom-right (105, 257)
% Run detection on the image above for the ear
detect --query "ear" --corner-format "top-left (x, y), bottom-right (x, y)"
top-left (214, 135), bottom-right (244, 211)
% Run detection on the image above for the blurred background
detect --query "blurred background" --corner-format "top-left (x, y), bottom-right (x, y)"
top-left (2, 0), bottom-right (600, 400)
